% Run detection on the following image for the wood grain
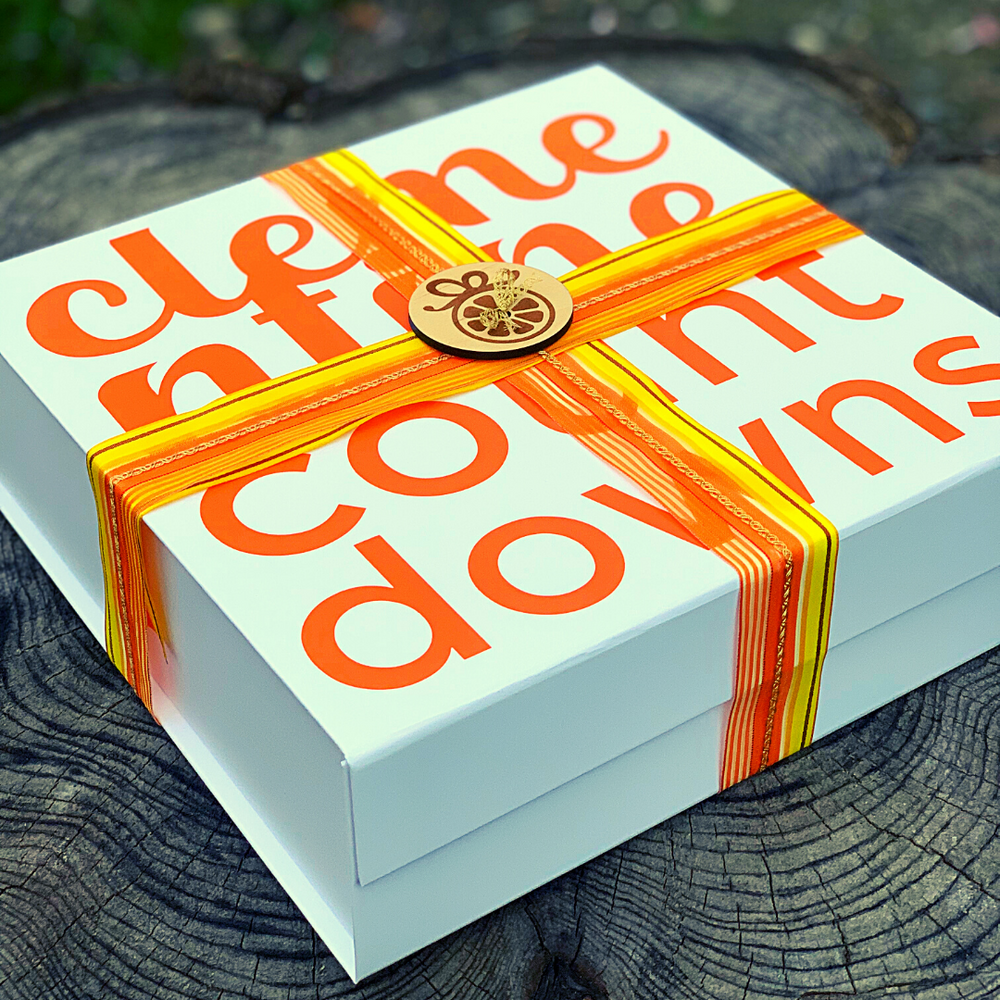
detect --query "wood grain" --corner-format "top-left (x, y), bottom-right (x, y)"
top-left (1, 47), bottom-right (998, 999)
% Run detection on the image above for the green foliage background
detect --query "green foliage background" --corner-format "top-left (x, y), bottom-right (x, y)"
top-left (3, 0), bottom-right (999, 147)
top-left (4, 0), bottom-right (193, 111)
top-left (0, 0), bottom-right (334, 114)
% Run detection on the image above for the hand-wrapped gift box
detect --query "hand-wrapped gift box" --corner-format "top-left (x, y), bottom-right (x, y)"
top-left (1, 66), bottom-right (998, 981)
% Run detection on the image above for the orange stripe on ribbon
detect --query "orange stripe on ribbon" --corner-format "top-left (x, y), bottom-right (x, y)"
top-left (89, 148), bottom-right (853, 785)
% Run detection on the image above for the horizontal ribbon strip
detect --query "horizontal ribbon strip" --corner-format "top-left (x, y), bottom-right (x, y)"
top-left (89, 148), bottom-right (855, 783)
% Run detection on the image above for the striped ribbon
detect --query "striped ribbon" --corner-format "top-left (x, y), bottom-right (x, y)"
top-left (89, 149), bottom-right (856, 785)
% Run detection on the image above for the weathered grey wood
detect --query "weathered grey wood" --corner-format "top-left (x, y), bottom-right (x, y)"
top-left (0, 49), bottom-right (908, 262)
top-left (829, 162), bottom-right (1000, 316)
top-left (1, 47), bottom-right (999, 999)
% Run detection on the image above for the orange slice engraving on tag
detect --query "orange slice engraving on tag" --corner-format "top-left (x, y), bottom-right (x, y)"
top-left (408, 262), bottom-right (573, 359)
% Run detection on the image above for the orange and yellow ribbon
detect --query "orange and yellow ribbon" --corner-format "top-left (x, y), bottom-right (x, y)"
top-left (89, 148), bottom-right (856, 785)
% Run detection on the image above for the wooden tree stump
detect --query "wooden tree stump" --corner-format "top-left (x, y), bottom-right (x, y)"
top-left (1, 45), bottom-right (999, 1000)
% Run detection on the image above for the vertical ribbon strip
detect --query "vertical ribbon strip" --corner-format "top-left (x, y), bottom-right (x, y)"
top-left (89, 149), bottom-right (856, 783)
top-left (510, 345), bottom-right (836, 781)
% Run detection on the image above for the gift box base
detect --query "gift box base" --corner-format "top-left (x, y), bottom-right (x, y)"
top-left (155, 564), bottom-right (999, 982)
top-left (1, 414), bottom-right (997, 979)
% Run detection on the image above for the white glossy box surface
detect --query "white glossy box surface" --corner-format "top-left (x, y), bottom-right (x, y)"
top-left (1, 66), bottom-right (998, 979)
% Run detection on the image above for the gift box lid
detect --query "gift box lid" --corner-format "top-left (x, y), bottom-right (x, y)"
top-left (1, 67), bottom-right (998, 887)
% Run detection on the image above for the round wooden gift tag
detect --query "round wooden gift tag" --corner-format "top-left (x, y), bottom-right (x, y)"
top-left (408, 262), bottom-right (573, 359)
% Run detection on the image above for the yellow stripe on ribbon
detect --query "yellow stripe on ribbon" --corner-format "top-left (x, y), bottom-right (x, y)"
top-left (89, 148), bottom-right (857, 784)
top-left (509, 343), bottom-right (837, 779)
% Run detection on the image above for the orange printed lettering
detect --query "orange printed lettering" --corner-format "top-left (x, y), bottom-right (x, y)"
top-left (387, 114), bottom-right (668, 225)
top-left (629, 182), bottom-right (713, 238)
top-left (914, 336), bottom-right (1000, 418)
top-left (480, 239), bottom-right (505, 261)
top-left (540, 114), bottom-right (668, 175)
top-left (509, 224), bottom-right (675, 401)
top-left (468, 516), bottom-right (625, 614)
top-left (110, 229), bottom-right (249, 318)
top-left (737, 418), bottom-right (814, 503)
top-left (347, 400), bottom-right (509, 496)
top-left (758, 249), bottom-right (903, 320)
top-left (200, 455), bottom-right (365, 556)
top-left (372, 279), bottom-right (410, 329)
top-left (31, 215), bottom-right (360, 362)
top-left (229, 215), bottom-right (360, 362)
top-left (302, 535), bottom-right (489, 689)
top-left (98, 344), bottom-right (270, 431)
top-left (27, 279), bottom-right (173, 358)
top-left (643, 290), bottom-right (815, 384)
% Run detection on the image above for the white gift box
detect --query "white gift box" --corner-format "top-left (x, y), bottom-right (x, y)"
top-left (1, 66), bottom-right (998, 981)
